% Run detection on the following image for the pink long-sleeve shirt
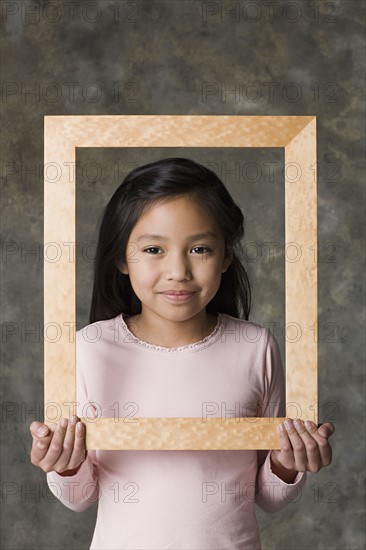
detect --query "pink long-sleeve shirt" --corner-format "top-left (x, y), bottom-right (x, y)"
top-left (47, 312), bottom-right (307, 549)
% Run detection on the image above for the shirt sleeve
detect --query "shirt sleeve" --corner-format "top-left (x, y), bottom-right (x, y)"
top-left (46, 330), bottom-right (100, 513)
top-left (46, 451), bottom-right (99, 513)
top-left (255, 327), bottom-right (307, 513)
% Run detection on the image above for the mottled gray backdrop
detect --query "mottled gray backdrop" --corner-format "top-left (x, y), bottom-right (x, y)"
top-left (1, 0), bottom-right (365, 549)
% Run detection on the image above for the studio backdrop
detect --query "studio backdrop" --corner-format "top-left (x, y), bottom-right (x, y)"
top-left (1, 1), bottom-right (365, 549)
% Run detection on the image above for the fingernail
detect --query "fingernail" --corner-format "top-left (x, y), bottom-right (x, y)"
top-left (37, 426), bottom-right (48, 436)
top-left (278, 423), bottom-right (285, 433)
top-left (61, 418), bottom-right (68, 428)
top-left (285, 419), bottom-right (293, 430)
top-left (321, 427), bottom-right (330, 437)
top-left (70, 415), bottom-right (77, 425)
top-left (50, 423), bottom-right (57, 432)
top-left (77, 422), bottom-right (83, 431)
top-left (305, 420), bottom-right (315, 430)
top-left (294, 419), bottom-right (303, 429)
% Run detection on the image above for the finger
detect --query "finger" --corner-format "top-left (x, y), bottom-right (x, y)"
top-left (317, 422), bottom-right (336, 439)
top-left (276, 421), bottom-right (296, 470)
top-left (283, 418), bottom-right (307, 471)
top-left (55, 416), bottom-right (86, 470)
top-left (66, 419), bottom-right (87, 469)
top-left (50, 417), bottom-right (76, 472)
top-left (53, 416), bottom-right (86, 472)
top-left (304, 421), bottom-right (333, 467)
top-left (30, 422), bottom-right (54, 466)
top-left (39, 418), bottom-right (69, 472)
top-left (30, 421), bottom-right (50, 439)
top-left (293, 419), bottom-right (322, 473)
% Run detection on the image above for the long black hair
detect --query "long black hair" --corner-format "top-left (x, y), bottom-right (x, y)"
top-left (89, 157), bottom-right (252, 324)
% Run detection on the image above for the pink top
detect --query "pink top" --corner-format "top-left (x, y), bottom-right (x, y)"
top-left (47, 312), bottom-right (307, 550)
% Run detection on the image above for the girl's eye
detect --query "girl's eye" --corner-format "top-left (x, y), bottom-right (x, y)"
top-left (143, 247), bottom-right (162, 254)
top-left (191, 246), bottom-right (212, 254)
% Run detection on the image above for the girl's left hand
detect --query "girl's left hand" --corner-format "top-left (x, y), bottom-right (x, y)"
top-left (271, 418), bottom-right (335, 474)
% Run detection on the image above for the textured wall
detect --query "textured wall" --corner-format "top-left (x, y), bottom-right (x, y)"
top-left (1, 1), bottom-right (365, 549)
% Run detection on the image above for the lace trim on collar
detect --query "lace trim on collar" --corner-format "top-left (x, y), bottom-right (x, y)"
top-left (117, 312), bottom-right (224, 354)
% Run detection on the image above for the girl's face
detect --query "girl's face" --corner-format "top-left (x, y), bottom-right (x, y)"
top-left (118, 196), bottom-right (232, 324)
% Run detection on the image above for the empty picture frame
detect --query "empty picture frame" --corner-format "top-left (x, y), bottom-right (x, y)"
top-left (44, 114), bottom-right (318, 450)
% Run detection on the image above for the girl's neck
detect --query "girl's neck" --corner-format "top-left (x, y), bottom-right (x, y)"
top-left (125, 311), bottom-right (218, 349)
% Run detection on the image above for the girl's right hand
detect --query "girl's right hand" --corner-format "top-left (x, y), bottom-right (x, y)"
top-left (29, 416), bottom-right (87, 476)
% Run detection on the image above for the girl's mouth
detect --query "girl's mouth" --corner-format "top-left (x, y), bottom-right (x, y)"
top-left (159, 291), bottom-right (196, 302)
top-left (160, 290), bottom-right (196, 295)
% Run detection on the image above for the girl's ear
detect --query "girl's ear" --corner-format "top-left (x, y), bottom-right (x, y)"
top-left (117, 261), bottom-right (129, 275)
top-left (222, 255), bottom-right (232, 274)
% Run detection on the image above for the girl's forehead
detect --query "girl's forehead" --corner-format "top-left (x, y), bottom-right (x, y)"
top-left (141, 196), bottom-right (213, 218)
top-left (130, 198), bottom-right (223, 240)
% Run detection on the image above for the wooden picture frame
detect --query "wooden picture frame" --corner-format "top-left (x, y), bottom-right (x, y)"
top-left (44, 115), bottom-right (318, 450)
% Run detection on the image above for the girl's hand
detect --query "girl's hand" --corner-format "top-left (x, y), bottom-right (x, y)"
top-left (270, 418), bottom-right (335, 476)
top-left (29, 416), bottom-right (87, 476)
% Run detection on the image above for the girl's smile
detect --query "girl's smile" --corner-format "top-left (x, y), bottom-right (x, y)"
top-left (159, 291), bottom-right (196, 302)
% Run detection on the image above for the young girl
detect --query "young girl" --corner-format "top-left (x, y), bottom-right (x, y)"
top-left (30, 158), bottom-right (335, 550)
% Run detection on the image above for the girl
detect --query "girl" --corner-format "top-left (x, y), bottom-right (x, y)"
top-left (30, 158), bottom-right (335, 550)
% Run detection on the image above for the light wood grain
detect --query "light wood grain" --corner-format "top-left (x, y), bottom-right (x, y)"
top-left (44, 115), bottom-right (318, 449)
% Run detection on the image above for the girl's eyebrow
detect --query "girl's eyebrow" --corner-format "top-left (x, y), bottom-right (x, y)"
top-left (136, 232), bottom-right (219, 242)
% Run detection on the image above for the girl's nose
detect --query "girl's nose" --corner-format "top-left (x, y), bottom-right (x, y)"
top-left (165, 252), bottom-right (192, 280)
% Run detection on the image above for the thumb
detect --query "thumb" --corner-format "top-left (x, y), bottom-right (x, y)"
top-left (318, 422), bottom-right (335, 439)
top-left (30, 421), bottom-right (50, 438)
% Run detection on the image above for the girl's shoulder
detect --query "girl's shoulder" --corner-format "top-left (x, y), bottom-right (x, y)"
top-left (220, 312), bottom-right (271, 333)
top-left (76, 314), bottom-right (121, 347)
top-left (219, 312), bottom-right (277, 349)
top-left (219, 314), bottom-right (281, 367)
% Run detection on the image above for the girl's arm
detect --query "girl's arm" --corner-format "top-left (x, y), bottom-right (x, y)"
top-left (269, 452), bottom-right (298, 483)
top-left (45, 330), bottom-right (100, 512)
top-left (255, 328), bottom-right (308, 513)
top-left (46, 448), bottom-right (99, 513)
top-left (255, 329), bottom-right (335, 512)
